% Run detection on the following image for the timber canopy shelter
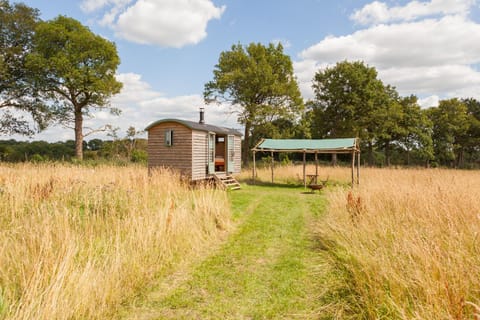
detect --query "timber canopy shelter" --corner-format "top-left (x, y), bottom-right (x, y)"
top-left (251, 138), bottom-right (361, 187)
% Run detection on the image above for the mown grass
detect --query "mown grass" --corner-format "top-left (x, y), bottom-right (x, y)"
top-left (0, 163), bottom-right (231, 320)
top-left (123, 184), bottom-right (330, 319)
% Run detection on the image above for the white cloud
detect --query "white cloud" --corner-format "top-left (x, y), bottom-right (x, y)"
top-left (418, 95), bottom-right (440, 107)
top-left (351, 0), bottom-right (476, 25)
top-left (81, 0), bottom-right (225, 47)
top-left (16, 73), bottom-right (240, 142)
top-left (301, 15), bottom-right (480, 68)
top-left (378, 64), bottom-right (480, 95)
top-left (111, 73), bottom-right (238, 130)
top-left (80, 0), bottom-right (127, 13)
top-left (295, 2), bottom-right (480, 103)
top-left (293, 59), bottom-right (331, 100)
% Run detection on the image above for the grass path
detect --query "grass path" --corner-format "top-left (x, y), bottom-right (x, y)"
top-left (122, 184), bottom-right (331, 319)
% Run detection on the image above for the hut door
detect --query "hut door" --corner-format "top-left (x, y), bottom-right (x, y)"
top-left (227, 135), bottom-right (235, 173)
top-left (208, 133), bottom-right (215, 174)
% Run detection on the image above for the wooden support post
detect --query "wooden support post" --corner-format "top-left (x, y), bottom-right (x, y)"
top-left (351, 151), bottom-right (355, 187)
top-left (357, 151), bottom-right (360, 185)
top-left (315, 152), bottom-right (318, 184)
top-left (303, 151), bottom-right (306, 188)
top-left (252, 151), bottom-right (256, 184)
top-left (271, 151), bottom-right (274, 184)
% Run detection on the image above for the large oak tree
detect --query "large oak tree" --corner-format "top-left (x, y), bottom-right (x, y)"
top-left (204, 43), bottom-right (303, 164)
top-left (27, 16), bottom-right (122, 159)
top-left (310, 61), bottom-right (391, 165)
top-left (0, 0), bottom-right (49, 135)
top-left (428, 98), bottom-right (470, 167)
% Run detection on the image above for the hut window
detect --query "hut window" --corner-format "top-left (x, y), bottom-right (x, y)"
top-left (165, 129), bottom-right (173, 146)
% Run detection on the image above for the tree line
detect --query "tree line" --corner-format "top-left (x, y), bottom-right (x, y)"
top-left (0, 135), bottom-right (147, 164)
top-left (205, 47), bottom-right (480, 168)
top-left (2, 1), bottom-right (479, 168)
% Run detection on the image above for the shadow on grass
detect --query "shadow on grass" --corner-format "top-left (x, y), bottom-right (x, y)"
top-left (239, 179), bottom-right (335, 196)
top-left (239, 178), bottom-right (304, 189)
top-left (241, 178), bottom-right (351, 189)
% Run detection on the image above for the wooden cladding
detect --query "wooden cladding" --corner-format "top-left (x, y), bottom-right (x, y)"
top-left (148, 122), bottom-right (192, 176)
top-left (147, 120), bottom-right (242, 180)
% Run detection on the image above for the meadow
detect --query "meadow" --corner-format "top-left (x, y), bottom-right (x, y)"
top-left (0, 164), bottom-right (230, 319)
top-left (248, 164), bottom-right (480, 319)
top-left (1, 162), bottom-right (479, 319)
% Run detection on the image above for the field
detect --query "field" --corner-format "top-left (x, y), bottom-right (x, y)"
top-left (0, 164), bottom-right (230, 319)
top-left (248, 164), bottom-right (480, 319)
top-left (1, 163), bottom-right (479, 319)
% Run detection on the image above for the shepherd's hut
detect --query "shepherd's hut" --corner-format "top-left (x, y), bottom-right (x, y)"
top-left (145, 109), bottom-right (242, 185)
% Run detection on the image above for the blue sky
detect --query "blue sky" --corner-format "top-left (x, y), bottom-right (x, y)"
top-left (8, 0), bottom-right (480, 141)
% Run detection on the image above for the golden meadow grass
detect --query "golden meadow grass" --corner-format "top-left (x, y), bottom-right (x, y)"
top-left (320, 168), bottom-right (480, 319)
top-left (0, 163), bottom-right (231, 320)
top-left (242, 164), bottom-right (480, 319)
top-left (237, 163), bottom-right (352, 185)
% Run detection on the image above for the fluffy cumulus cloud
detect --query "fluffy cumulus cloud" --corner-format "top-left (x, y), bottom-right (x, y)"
top-left (295, 0), bottom-right (480, 106)
top-left (24, 73), bottom-right (239, 142)
top-left (350, 0), bottom-right (475, 25)
top-left (81, 0), bottom-right (225, 47)
top-left (111, 73), bottom-right (238, 129)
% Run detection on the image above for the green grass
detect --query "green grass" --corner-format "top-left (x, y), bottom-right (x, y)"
top-left (120, 183), bottom-right (358, 319)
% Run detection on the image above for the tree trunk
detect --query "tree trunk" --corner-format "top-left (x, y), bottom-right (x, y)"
top-left (331, 153), bottom-right (337, 166)
top-left (368, 141), bottom-right (374, 166)
top-left (456, 148), bottom-right (464, 168)
top-left (242, 121), bottom-right (251, 166)
top-left (74, 107), bottom-right (83, 160)
top-left (385, 141), bottom-right (391, 167)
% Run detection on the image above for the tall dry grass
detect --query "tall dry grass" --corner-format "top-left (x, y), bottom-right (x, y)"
top-left (238, 163), bottom-right (351, 185)
top-left (0, 163), bottom-right (231, 319)
top-left (317, 167), bottom-right (480, 319)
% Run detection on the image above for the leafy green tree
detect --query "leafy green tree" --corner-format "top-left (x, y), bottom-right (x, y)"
top-left (87, 138), bottom-right (103, 151)
top-left (124, 126), bottom-right (141, 159)
top-left (251, 116), bottom-right (311, 143)
top-left (311, 61), bottom-right (389, 165)
top-left (459, 98), bottom-right (480, 166)
top-left (396, 96), bottom-right (433, 165)
top-left (428, 98), bottom-right (470, 167)
top-left (376, 94), bottom-right (433, 166)
top-left (27, 16), bottom-right (122, 160)
top-left (130, 149), bottom-right (147, 163)
top-left (204, 42), bottom-right (303, 164)
top-left (0, 1), bottom-right (49, 135)
top-left (375, 86), bottom-right (404, 166)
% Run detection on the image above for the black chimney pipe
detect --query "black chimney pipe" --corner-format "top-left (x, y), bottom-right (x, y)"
top-left (199, 107), bottom-right (205, 124)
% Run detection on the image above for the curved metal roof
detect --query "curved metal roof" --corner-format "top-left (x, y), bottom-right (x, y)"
top-left (145, 119), bottom-right (242, 136)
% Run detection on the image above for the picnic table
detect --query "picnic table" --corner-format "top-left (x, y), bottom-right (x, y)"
top-left (306, 174), bottom-right (318, 185)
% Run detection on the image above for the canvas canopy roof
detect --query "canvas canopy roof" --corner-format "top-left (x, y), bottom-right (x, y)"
top-left (251, 137), bottom-right (361, 186)
top-left (253, 138), bottom-right (359, 153)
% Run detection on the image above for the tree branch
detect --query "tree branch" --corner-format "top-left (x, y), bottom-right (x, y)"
top-left (83, 124), bottom-right (112, 138)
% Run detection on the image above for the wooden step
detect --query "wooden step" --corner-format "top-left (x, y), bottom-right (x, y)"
top-left (212, 174), bottom-right (241, 190)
